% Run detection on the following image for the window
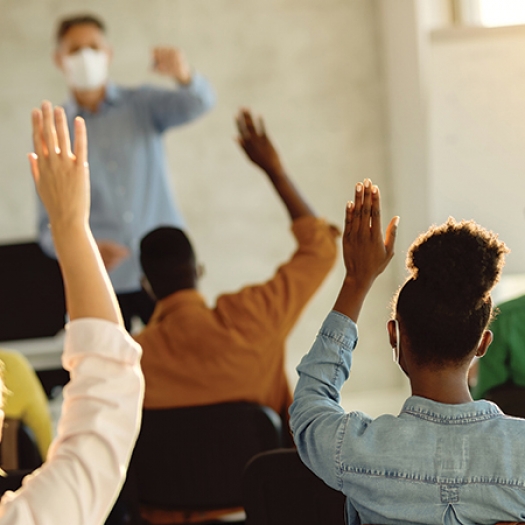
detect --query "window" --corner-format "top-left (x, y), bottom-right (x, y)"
top-left (457, 0), bottom-right (525, 27)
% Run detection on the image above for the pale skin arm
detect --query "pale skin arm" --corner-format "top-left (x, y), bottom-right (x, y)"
top-left (29, 101), bottom-right (122, 325)
top-left (333, 179), bottom-right (398, 322)
top-left (235, 108), bottom-right (317, 221)
top-left (152, 46), bottom-right (192, 85)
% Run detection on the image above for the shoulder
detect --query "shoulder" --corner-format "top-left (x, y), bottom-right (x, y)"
top-left (292, 216), bottom-right (338, 249)
top-left (0, 349), bottom-right (31, 371)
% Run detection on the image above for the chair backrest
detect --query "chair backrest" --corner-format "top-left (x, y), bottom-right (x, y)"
top-left (0, 418), bottom-right (43, 471)
top-left (132, 402), bottom-right (283, 511)
top-left (485, 383), bottom-right (525, 418)
top-left (242, 448), bottom-right (346, 525)
top-left (0, 242), bottom-right (66, 341)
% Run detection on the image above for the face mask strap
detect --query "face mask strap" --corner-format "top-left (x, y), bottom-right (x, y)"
top-left (393, 319), bottom-right (400, 364)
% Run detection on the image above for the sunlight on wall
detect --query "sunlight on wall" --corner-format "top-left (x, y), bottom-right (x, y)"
top-left (478, 0), bottom-right (525, 27)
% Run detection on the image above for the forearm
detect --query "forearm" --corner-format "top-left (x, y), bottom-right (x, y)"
top-left (51, 222), bottom-right (121, 324)
top-left (266, 167), bottom-right (315, 221)
top-left (333, 275), bottom-right (376, 323)
top-left (0, 319), bottom-right (144, 525)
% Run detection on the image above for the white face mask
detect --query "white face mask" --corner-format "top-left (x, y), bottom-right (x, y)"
top-left (63, 47), bottom-right (109, 91)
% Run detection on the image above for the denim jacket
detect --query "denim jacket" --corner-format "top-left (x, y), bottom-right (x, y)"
top-left (289, 311), bottom-right (525, 525)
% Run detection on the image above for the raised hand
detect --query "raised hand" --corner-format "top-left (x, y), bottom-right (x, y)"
top-left (334, 179), bottom-right (398, 322)
top-left (342, 179), bottom-right (397, 285)
top-left (152, 46), bottom-right (192, 85)
top-left (235, 108), bottom-right (284, 176)
top-left (28, 101), bottom-right (121, 324)
top-left (29, 101), bottom-right (89, 230)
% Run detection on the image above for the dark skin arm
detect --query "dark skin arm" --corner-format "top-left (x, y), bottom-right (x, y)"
top-left (235, 108), bottom-right (316, 221)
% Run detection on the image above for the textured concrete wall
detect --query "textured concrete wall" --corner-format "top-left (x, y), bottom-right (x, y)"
top-left (0, 0), bottom-right (404, 401)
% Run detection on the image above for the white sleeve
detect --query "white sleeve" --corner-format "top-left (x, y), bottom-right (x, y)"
top-left (0, 318), bottom-right (144, 525)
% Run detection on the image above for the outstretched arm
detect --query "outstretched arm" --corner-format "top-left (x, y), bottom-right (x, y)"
top-left (289, 180), bottom-right (397, 492)
top-left (29, 101), bottom-right (122, 325)
top-left (236, 108), bottom-right (315, 221)
top-left (0, 101), bottom-right (143, 525)
top-left (333, 179), bottom-right (398, 322)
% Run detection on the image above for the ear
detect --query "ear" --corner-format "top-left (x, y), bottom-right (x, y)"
top-left (476, 330), bottom-right (493, 358)
top-left (387, 319), bottom-right (397, 349)
top-left (141, 275), bottom-right (157, 301)
top-left (106, 45), bottom-right (114, 65)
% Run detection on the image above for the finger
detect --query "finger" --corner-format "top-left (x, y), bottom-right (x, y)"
top-left (54, 107), bottom-right (71, 157)
top-left (73, 117), bottom-right (88, 167)
top-left (344, 201), bottom-right (355, 237)
top-left (361, 178), bottom-right (373, 232)
top-left (351, 182), bottom-right (364, 233)
top-left (236, 111), bottom-right (248, 139)
top-left (31, 109), bottom-right (45, 159)
top-left (370, 184), bottom-right (381, 238)
top-left (242, 109), bottom-right (257, 136)
top-left (384, 216), bottom-right (400, 258)
top-left (28, 153), bottom-right (40, 185)
top-left (41, 101), bottom-right (59, 157)
top-left (257, 116), bottom-right (267, 137)
top-left (235, 136), bottom-right (246, 150)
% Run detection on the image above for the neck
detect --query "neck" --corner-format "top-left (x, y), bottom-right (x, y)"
top-left (410, 366), bottom-right (473, 404)
top-left (72, 85), bottom-right (106, 113)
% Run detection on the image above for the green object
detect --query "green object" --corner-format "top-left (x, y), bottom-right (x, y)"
top-left (473, 294), bottom-right (525, 399)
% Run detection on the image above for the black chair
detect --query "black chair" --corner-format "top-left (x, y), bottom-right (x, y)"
top-left (485, 382), bottom-right (525, 418)
top-left (0, 420), bottom-right (43, 501)
top-left (242, 449), bottom-right (346, 525)
top-left (131, 402), bottom-right (284, 522)
top-left (0, 241), bottom-right (69, 397)
top-left (0, 418), bottom-right (42, 472)
top-left (0, 242), bottom-right (66, 341)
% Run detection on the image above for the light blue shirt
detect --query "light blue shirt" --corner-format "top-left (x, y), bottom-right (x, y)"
top-left (290, 311), bottom-right (525, 525)
top-left (38, 73), bottom-right (215, 293)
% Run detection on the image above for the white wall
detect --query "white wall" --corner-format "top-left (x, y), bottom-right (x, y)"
top-left (0, 0), bottom-right (405, 409)
top-left (429, 25), bottom-right (525, 276)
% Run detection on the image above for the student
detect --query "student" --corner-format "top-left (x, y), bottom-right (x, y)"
top-left (0, 101), bottom-right (144, 524)
top-left (37, 13), bottom-right (216, 329)
top-left (135, 109), bottom-right (338, 524)
top-left (0, 349), bottom-right (53, 461)
top-left (289, 179), bottom-right (525, 525)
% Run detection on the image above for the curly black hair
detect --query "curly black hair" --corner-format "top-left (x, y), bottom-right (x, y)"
top-left (393, 218), bottom-right (508, 367)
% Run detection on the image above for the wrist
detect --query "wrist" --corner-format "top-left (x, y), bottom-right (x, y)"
top-left (265, 165), bottom-right (287, 180)
top-left (174, 71), bottom-right (192, 86)
top-left (50, 219), bottom-right (89, 240)
top-left (342, 273), bottom-right (375, 293)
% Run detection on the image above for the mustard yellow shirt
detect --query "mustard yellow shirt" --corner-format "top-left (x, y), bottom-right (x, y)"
top-left (0, 349), bottom-right (53, 460)
top-left (135, 216), bottom-right (338, 524)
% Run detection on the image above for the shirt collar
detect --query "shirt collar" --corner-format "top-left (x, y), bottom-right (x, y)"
top-left (150, 289), bottom-right (206, 322)
top-left (400, 395), bottom-right (503, 422)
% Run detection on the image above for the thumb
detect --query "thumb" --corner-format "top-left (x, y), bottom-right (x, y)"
top-left (28, 153), bottom-right (40, 186)
top-left (385, 216), bottom-right (400, 257)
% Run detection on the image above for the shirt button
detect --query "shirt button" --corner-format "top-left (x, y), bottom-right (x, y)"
top-left (123, 211), bottom-right (134, 223)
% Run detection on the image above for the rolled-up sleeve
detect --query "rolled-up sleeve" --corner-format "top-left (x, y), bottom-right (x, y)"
top-left (145, 72), bottom-right (216, 132)
top-left (0, 318), bottom-right (144, 525)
